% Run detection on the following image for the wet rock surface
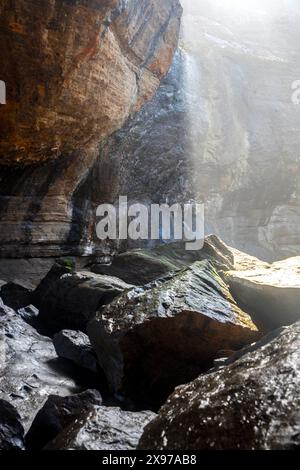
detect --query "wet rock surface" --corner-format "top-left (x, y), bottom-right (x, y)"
top-left (26, 390), bottom-right (102, 450)
top-left (0, 299), bottom-right (77, 432)
top-left (88, 257), bottom-right (259, 408)
top-left (91, 235), bottom-right (234, 285)
top-left (0, 0), bottom-right (182, 260)
top-left (53, 330), bottom-right (98, 374)
top-left (227, 256), bottom-right (300, 331)
top-left (46, 406), bottom-right (156, 450)
top-left (94, 0), bottom-right (300, 261)
top-left (34, 264), bottom-right (133, 334)
top-left (139, 322), bottom-right (300, 450)
top-left (0, 399), bottom-right (25, 450)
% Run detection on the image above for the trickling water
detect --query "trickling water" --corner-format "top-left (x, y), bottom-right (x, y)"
top-left (178, 0), bottom-right (300, 258)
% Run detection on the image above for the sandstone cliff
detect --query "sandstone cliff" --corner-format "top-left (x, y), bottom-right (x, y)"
top-left (0, 0), bottom-right (182, 274)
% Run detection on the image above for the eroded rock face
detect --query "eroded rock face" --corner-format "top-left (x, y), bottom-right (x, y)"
top-left (34, 266), bottom-right (133, 333)
top-left (88, 259), bottom-right (259, 408)
top-left (0, 0), bottom-right (182, 166)
top-left (0, 399), bottom-right (25, 450)
top-left (139, 322), bottom-right (300, 450)
top-left (45, 406), bottom-right (155, 450)
top-left (0, 298), bottom-right (77, 432)
top-left (91, 0), bottom-right (300, 261)
top-left (227, 256), bottom-right (300, 332)
top-left (0, 0), bottom-right (182, 260)
top-left (26, 390), bottom-right (102, 450)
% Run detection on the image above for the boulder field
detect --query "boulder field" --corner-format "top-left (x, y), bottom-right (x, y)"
top-left (0, 236), bottom-right (299, 449)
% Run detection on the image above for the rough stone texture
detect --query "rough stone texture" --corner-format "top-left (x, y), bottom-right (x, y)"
top-left (227, 256), bottom-right (300, 332)
top-left (46, 406), bottom-right (155, 450)
top-left (0, 0), bottom-right (182, 260)
top-left (34, 265), bottom-right (133, 333)
top-left (139, 321), bottom-right (300, 450)
top-left (88, 0), bottom-right (300, 261)
top-left (0, 282), bottom-right (32, 311)
top-left (0, 399), bottom-right (25, 450)
top-left (26, 390), bottom-right (102, 450)
top-left (91, 234), bottom-right (234, 285)
top-left (17, 305), bottom-right (39, 324)
top-left (53, 330), bottom-right (98, 374)
top-left (0, 0), bottom-right (182, 166)
top-left (0, 298), bottom-right (77, 432)
top-left (88, 259), bottom-right (259, 408)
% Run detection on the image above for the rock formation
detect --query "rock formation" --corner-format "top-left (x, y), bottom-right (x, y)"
top-left (45, 406), bottom-right (156, 450)
top-left (53, 330), bottom-right (98, 374)
top-left (26, 390), bottom-right (102, 450)
top-left (0, 399), bottom-right (25, 450)
top-left (227, 256), bottom-right (300, 332)
top-left (33, 264), bottom-right (133, 333)
top-left (139, 321), bottom-right (300, 450)
top-left (89, 0), bottom-right (300, 261)
top-left (88, 252), bottom-right (259, 408)
top-left (0, 236), bottom-right (299, 450)
top-left (0, 298), bottom-right (77, 431)
top-left (0, 0), bottom-right (182, 269)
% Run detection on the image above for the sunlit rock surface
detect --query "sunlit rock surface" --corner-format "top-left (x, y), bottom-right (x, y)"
top-left (139, 321), bottom-right (300, 450)
top-left (227, 256), bottom-right (300, 331)
top-left (45, 406), bottom-right (155, 450)
top-left (88, 258), bottom-right (259, 408)
top-left (93, 0), bottom-right (300, 260)
top-left (91, 234), bottom-right (234, 285)
top-left (53, 330), bottom-right (98, 374)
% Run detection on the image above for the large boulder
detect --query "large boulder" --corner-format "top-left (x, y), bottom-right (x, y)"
top-left (46, 406), bottom-right (155, 450)
top-left (227, 256), bottom-right (300, 331)
top-left (93, 0), bottom-right (300, 261)
top-left (0, 282), bottom-right (32, 311)
top-left (0, 0), bottom-right (182, 261)
top-left (33, 264), bottom-right (133, 334)
top-left (91, 235), bottom-right (234, 285)
top-left (26, 390), bottom-right (102, 450)
top-left (0, 299), bottom-right (77, 432)
top-left (0, 399), bottom-right (25, 450)
top-left (88, 259), bottom-right (259, 408)
top-left (53, 330), bottom-right (98, 374)
top-left (139, 322), bottom-right (300, 450)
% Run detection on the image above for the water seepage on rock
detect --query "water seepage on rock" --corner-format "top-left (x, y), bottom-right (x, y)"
top-left (26, 390), bottom-right (102, 450)
top-left (88, 260), bottom-right (259, 408)
top-left (45, 406), bottom-right (156, 450)
top-left (0, 399), bottom-right (25, 450)
top-left (0, 298), bottom-right (77, 432)
top-left (0, 0), bottom-right (182, 166)
top-left (91, 235), bottom-right (234, 285)
top-left (138, 322), bottom-right (300, 450)
top-left (227, 256), bottom-right (300, 332)
top-left (33, 264), bottom-right (133, 334)
top-left (53, 330), bottom-right (98, 374)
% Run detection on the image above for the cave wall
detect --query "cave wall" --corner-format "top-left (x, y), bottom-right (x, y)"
top-left (0, 0), bottom-right (182, 268)
top-left (86, 0), bottom-right (300, 261)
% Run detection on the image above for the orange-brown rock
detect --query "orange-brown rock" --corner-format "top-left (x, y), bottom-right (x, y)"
top-left (0, 0), bottom-right (182, 166)
top-left (0, 0), bottom-right (181, 268)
